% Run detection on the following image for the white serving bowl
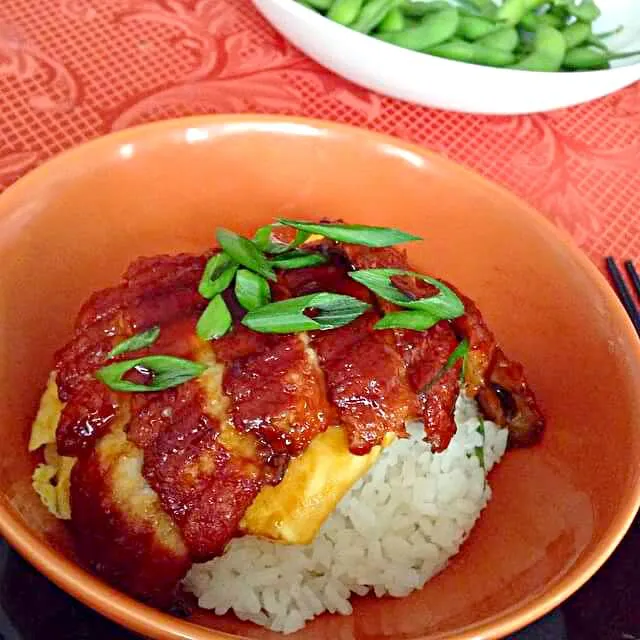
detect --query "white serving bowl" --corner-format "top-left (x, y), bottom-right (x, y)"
top-left (252, 0), bottom-right (640, 114)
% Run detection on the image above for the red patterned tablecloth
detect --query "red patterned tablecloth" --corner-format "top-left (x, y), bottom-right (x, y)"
top-left (1, 0), bottom-right (639, 265)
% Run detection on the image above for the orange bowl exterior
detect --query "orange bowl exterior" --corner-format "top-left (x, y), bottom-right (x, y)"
top-left (0, 115), bottom-right (638, 640)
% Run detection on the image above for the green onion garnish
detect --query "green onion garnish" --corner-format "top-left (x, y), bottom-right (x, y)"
top-left (96, 355), bottom-right (206, 393)
top-left (270, 250), bottom-right (329, 270)
top-left (277, 219), bottom-right (421, 248)
top-left (349, 269), bottom-right (464, 319)
top-left (196, 294), bottom-right (232, 340)
top-left (254, 224), bottom-right (310, 255)
top-left (199, 252), bottom-right (238, 299)
top-left (217, 228), bottom-right (276, 282)
top-left (242, 292), bottom-right (370, 334)
top-left (253, 225), bottom-right (273, 252)
top-left (374, 310), bottom-right (440, 331)
top-left (235, 269), bottom-right (271, 311)
top-left (444, 339), bottom-right (469, 372)
top-left (107, 326), bottom-right (160, 359)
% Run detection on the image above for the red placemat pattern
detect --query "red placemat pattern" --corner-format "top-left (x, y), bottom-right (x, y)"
top-left (1, 0), bottom-right (639, 264)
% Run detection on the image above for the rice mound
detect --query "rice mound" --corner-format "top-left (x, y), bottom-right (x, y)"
top-left (184, 395), bottom-right (508, 634)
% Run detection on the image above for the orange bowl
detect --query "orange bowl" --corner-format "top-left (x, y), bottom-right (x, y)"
top-left (0, 115), bottom-right (638, 640)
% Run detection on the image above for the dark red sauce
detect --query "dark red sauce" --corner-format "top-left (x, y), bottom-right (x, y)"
top-left (56, 380), bottom-right (118, 456)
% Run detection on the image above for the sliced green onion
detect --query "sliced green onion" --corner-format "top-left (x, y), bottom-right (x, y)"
top-left (270, 250), bottom-right (328, 270)
top-left (235, 269), bottom-right (271, 311)
top-left (199, 252), bottom-right (238, 299)
top-left (108, 326), bottom-right (160, 358)
top-left (349, 268), bottom-right (464, 319)
top-left (96, 355), bottom-right (206, 393)
top-left (242, 292), bottom-right (370, 334)
top-left (445, 339), bottom-right (469, 371)
top-left (196, 294), bottom-right (232, 340)
top-left (254, 224), bottom-right (310, 255)
top-left (374, 310), bottom-right (440, 331)
top-left (253, 225), bottom-right (272, 251)
top-left (277, 219), bottom-right (421, 248)
top-left (217, 228), bottom-right (276, 282)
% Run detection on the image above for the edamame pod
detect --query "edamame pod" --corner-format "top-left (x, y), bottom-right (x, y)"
top-left (509, 24), bottom-right (566, 71)
top-left (518, 9), bottom-right (565, 31)
top-left (456, 15), bottom-right (500, 40)
top-left (400, 0), bottom-right (449, 17)
top-left (556, 0), bottom-right (601, 23)
top-left (377, 6), bottom-right (405, 32)
top-left (477, 26), bottom-right (519, 51)
top-left (352, 0), bottom-right (399, 33)
top-left (496, 0), bottom-right (546, 26)
top-left (377, 7), bottom-right (459, 51)
top-left (562, 21), bottom-right (591, 49)
top-left (463, 0), bottom-right (498, 17)
top-left (563, 46), bottom-right (640, 71)
top-left (427, 39), bottom-right (515, 66)
top-left (327, 0), bottom-right (365, 25)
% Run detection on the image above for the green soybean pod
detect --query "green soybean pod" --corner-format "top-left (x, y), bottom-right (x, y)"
top-left (509, 24), bottom-right (566, 71)
top-left (303, 0), bottom-right (334, 9)
top-left (563, 46), bottom-right (640, 71)
top-left (400, 0), bottom-right (449, 18)
top-left (378, 7), bottom-right (459, 50)
top-left (518, 12), bottom-right (539, 31)
top-left (540, 10), bottom-right (567, 28)
top-left (327, 0), bottom-right (365, 25)
top-left (496, 0), bottom-right (547, 26)
top-left (456, 15), bottom-right (500, 40)
top-left (464, 0), bottom-right (498, 16)
top-left (519, 9), bottom-right (565, 31)
top-left (377, 6), bottom-right (406, 32)
top-left (549, 5), bottom-right (570, 23)
top-left (352, 0), bottom-right (399, 33)
top-left (426, 39), bottom-right (477, 62)
top-left (562, 21), bottom-right (591, 50)
top-left (449, 0), bottom-right (497, 17)
top-left (477, 26), bottom-right (519, 52)
top-left (561, 0), bottom-right (601, 23)
top-left (465, 43), bottom-right (516, 66)
top-left (427, 39), bottom-right (516, 66)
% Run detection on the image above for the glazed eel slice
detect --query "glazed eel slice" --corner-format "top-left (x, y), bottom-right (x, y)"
top-left (54, 253), bottom-right (335, 605)
top-left (334, 241), bottom-right (544, 449)
top-left (47, 241), bottom-right (543, 606)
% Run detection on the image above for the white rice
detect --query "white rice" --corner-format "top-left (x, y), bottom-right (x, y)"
top-left (183, 395), bottom-right (508, 634)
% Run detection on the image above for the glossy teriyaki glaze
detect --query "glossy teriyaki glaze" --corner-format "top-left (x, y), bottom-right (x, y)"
top-left (46, 237), bottom-right (544, 607)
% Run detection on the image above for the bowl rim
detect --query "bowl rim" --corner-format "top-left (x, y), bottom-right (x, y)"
top-left (0, 113), bottom-right (639, 640)
top-left (260, 0), bottom-right (640, 75)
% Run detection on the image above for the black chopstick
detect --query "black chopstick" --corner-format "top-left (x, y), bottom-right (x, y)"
top-left (624, 260), bottom-right (640, 302)
top-left (606, 257), bottom-right (640, 336)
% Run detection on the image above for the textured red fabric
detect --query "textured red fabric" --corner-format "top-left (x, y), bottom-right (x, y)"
top-left (1, 0), bottom-right (638, 266)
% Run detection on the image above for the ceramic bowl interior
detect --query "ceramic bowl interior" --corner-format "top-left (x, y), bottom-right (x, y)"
top-left (0, 116), bottom-right (639, 640)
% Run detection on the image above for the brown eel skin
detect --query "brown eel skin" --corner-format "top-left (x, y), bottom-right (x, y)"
top-left (48, 237), bottom-right (544, 607)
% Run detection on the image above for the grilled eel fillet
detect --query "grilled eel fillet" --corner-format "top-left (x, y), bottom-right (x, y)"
top-left (29, 240), bottom-right (544, 607)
